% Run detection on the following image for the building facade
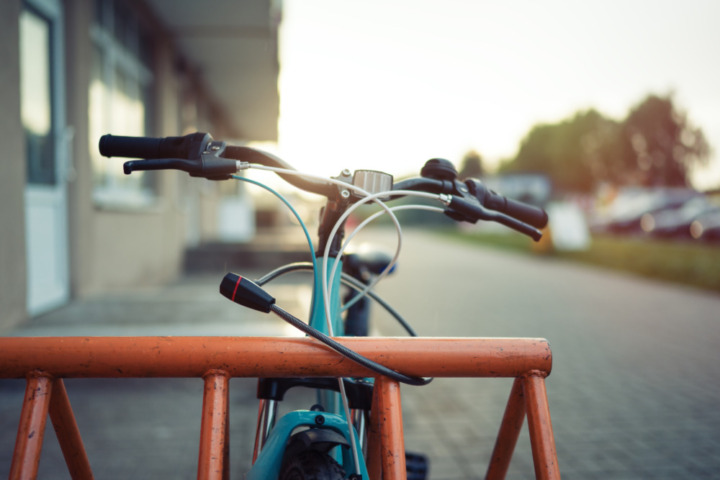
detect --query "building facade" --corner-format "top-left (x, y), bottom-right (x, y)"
top-left (0, 0), bottom-right (280, 329)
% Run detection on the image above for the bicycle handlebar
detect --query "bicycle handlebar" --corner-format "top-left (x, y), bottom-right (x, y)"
top-left (99, 133), bottom-right (336, 194)
top-left (98, 132), bottom-right (548, 238)
top-left (392, 176), bottom-right (548, 237)
top-left (97, 132), bottom-right (550, 389)
top-left (222, 146), bottom-right (336, 196)
top-left (465, 179), bottom-right (548, 229)
top-left (99, 133), bottom-right (211, 160)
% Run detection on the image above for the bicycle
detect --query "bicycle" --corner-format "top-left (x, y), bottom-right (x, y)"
top-left (2, 131), bottom-right (558, 480)
top-left (101, 131), bottom-right (550, 479)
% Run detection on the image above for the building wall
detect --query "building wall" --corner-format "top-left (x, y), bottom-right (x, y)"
top-left (0, 0), bottom-right (27, 329)
top-left (64, 0), bottom-right (187, 298)
top-left (64, 0), bottom-right (95, 300)
top-left (0, 0), bottom-right (279, 330)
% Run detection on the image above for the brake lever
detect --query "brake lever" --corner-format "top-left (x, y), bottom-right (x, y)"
top-left (123, 158), bottom-right (196, 175)
top-left (122, 140), bottom-right (240, 180)
top-left (446, 195), bottom-right (543, 241)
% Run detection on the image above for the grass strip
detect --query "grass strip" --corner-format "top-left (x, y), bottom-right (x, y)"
top-left (440, 228), bottom-right (720, 293)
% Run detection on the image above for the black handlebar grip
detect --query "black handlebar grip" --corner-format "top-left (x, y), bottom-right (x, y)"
top-left (466, 179), bottom-right (548, 229)
top-left (486, 194), bottom-right (548, 229)
top-left (99, 133), bottom-right (211, 160)
top-left (447, 195), bottom-right (543, 240)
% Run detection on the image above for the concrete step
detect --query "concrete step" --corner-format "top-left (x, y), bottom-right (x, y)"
top-left (183, 230), bottom-right (313, 273)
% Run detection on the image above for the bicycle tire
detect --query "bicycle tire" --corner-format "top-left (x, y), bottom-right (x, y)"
top-left (278, 449), bottom-right (346, 480)
top-left (344, 292), bottom-right (370, 337)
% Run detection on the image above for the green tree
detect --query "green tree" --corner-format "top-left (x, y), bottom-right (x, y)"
top-left (501, 109), bottom-right (621, 192)
top-left (458, 150), bottom-right (484, 179)
top-left (499, 93), bottom-right (711, 191)
top-left (620, 93), bottom-right (710, 187)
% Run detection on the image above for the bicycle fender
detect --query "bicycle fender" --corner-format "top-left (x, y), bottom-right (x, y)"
top-left (247, 410), bottom-right (369, 480)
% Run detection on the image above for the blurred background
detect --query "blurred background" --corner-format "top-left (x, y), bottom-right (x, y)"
top-left (2, 1), bottom-right (720, 478)
top-left (2, 0), bottom-right (719, 328)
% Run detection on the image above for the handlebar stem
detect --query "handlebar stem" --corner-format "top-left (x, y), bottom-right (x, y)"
top-left (316, 198), bottom-right (351, 257)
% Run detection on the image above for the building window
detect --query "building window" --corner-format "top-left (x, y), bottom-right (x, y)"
top-left (20, 5), bottom-right (56, 186)
top-left (88, 0), bottom-right (156, 207)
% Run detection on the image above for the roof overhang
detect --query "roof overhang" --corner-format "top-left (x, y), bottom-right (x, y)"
top-left (145, 0), bottom-right (280, 141)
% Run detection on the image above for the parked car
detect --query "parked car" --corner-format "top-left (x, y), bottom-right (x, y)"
top-left (642, 196), bottom-right (719, 238)
top-left (595, 188), bottom-right (700, 234)
top-left (690, 209), bottom-right (720, 242)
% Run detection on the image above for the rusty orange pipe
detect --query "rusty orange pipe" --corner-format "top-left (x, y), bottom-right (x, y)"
top-left (197, 370), bottom-right (230, 480)
top-left (523, 374), bottom-right (561, 480)
top-left (0, 337), bottom-right (551, 379)
top-left (486, 377), bottom-right (526, 479)
top-left (48, 379), bottom-right (94, 479)
top-left (366, 388), bottom-right (383, 479)
top-left (1, 337), bottom-right (558, 479)
top-left (374, 376), bottom-right (406, 479)
top-left (10, 374), bottom-right (53, 480)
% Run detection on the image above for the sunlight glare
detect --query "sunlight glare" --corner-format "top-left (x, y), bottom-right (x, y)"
top-left (276, 0), bottom-right (720, 188)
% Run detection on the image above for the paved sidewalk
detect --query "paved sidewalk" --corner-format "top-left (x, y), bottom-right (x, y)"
top-left (2, 271), bottom-right (310, 338)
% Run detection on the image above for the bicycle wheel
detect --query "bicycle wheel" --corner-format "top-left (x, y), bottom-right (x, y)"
top-left (343, 293), bottom-right (370, 337)
top-left (278, 449), bottom-right (346, 480)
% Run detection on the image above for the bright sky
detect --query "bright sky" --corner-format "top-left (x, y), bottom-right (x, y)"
top-left (274, 0), bottom-right (720, 189)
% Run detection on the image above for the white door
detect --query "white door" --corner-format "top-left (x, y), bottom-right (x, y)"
top-left (21, 0), bottom-right (70, 315)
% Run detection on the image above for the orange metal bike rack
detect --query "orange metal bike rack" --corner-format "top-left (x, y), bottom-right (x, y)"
top-left (0, 336), bottom-right (560, 479)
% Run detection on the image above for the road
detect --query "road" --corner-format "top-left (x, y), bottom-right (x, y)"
top-left (371, 228), bottom-right (720, 479)
top-left (2, 228), bottom-right (719, 479)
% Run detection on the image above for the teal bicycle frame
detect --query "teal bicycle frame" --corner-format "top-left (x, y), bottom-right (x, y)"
top-left (247, 255), bottom-right (371, 479)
